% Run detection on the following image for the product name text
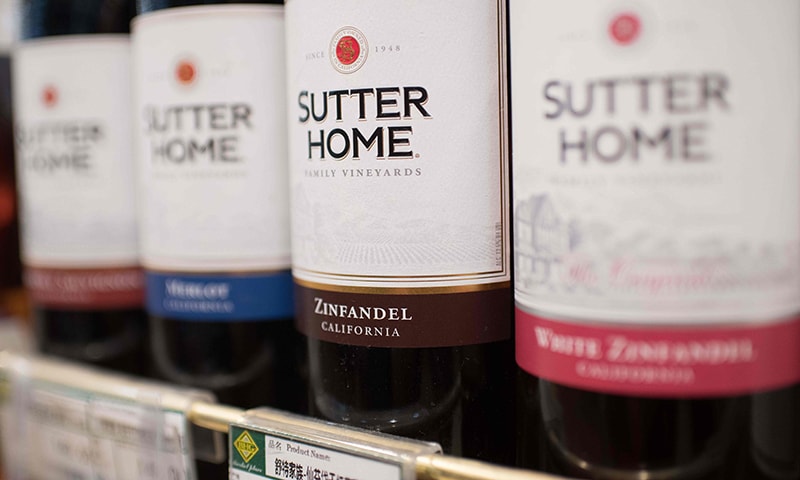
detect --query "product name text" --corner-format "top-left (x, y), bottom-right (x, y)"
top-left (298, 86), bottom-right (431, 160)
top-left (143, 103), bottom-right (253, 164)
top-left (544, 73), bottom-right (730, 164)
top-left (534, 327), bottom-right (755, 365)
top-left (16, 122), bottom-right (104, 173)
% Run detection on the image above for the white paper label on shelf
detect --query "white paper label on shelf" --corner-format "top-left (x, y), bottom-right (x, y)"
top-left (0, 382), bottom-right (196, 480)
top-left (229, 425), bottom-right (403, 480)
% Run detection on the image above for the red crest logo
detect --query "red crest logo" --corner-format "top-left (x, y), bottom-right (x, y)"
top-left (336, 36), bottom-right (361, 66)
top-left (175, 60), bottom-right (197, 85)
top-left (42, 85), bottom-right (58, 108)
top-left (609, 13), bottom-right (641, 46)
top-left (330, 27), bottom-right (368, 74)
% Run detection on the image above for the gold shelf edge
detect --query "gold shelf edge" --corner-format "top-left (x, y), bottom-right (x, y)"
top-left (187, 402), bottom-right (245, 434)
top-left (415, 454), bottom-right (570, 480)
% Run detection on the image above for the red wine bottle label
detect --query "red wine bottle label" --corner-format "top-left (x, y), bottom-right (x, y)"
top-left (133, 6), bottom-right (290, 271)
top-left (512, 0), bottom-right (800, 396)
top-left (25, 266), bottom-right (143, 309)
top-left (286, 0), bottom-right (511, 347)
top-left (133, 5), bottom-right (293, 319)
top-left (13, 36), bottom-right (142, 309)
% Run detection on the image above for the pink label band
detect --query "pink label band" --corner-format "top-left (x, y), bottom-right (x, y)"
top-left (25, 266), bottom-right (144, 310)
top-left (516, 308), bottom-right (800, 397)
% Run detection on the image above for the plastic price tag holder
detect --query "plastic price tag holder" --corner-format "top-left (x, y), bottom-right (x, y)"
top-left (0, 352), bottom-right (225, 480)
top-left (1, 352), bottom-right (31, 480)
top-left (0, 318), bottom-right (33, 353)
top-left (229, 407), bottom-right (442, 480)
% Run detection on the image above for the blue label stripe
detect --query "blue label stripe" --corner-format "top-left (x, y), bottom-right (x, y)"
top-left (145, 271), bottom-right (294, 321)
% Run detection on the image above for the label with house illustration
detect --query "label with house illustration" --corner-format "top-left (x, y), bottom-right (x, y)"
top-left (511, 0), bottom-right (800, 395)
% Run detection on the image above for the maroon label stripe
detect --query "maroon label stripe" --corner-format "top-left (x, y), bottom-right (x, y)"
top-left (25, 266), bottom-right (144, 309)
top-left (296, 283), bottom-right (511, 348)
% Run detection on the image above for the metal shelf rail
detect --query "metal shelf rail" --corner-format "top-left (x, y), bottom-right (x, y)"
top-left (0, 352), bottom-right (568, 480)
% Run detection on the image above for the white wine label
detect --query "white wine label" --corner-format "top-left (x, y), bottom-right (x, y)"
top-left (13, 36), bottom-right (143, 309)
top-left (287, 0), bottom-right (509, 288)
top-left (229, 425), bottom-right (402, 480)
top-left (133, 5), bottom-right (290, 274)
top-left (13, 35), bottom-right (138, 267)
top-left (287, 0), bottom-right (511, 347)
top-left (512, 0), bottom-right (800, 396)
top-left (133, 5), bottom-right (293, 321)
top-left (14, 36), bottom-right (138, 267)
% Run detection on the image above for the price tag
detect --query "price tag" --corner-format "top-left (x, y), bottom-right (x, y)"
top-left (2, 384), bottom-right (197, 480)
top-left (229, 408), bottom-right (441, 480)
top-left (0, 355), bottom-right (209, 480)
top-left (230, 426), bottom-right (402, 480)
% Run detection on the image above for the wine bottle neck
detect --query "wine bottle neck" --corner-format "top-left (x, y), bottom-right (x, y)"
top-left (137, 0), bottom-right (282, 14)
top-left (20, 0), bottom-right (135, 39)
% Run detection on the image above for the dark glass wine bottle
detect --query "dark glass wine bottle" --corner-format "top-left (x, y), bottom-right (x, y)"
top-left (510, 1), bottom-right (800, 479)
top-left (286, 0), bottom-right (515, 465)
top-left (0, 40), bottom-right (21, 305)
top-left (133, 0), bottom-right (305, 412)
top-left (14, 0), bottom-right (147, 374)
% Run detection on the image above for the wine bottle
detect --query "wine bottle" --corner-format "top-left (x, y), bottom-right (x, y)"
top-left (133, 0), bottom-right (304, 412)
top-left (286, 0), bottom-right (515, 465)
top-left (510, 1), bottom-right (800, 479)
top-left (0, 0), bottom-right (21, 305)
top-left (13, 0), bottom-right (147, 373)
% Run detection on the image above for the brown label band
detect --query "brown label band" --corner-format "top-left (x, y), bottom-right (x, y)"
top-left (24, 266), bottom-right (144, 310)
top-left (295, 282), bottom-right (512, 348)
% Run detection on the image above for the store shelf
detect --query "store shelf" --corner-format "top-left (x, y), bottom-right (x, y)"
top-left (0, 349), bottom-right (569, 480)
